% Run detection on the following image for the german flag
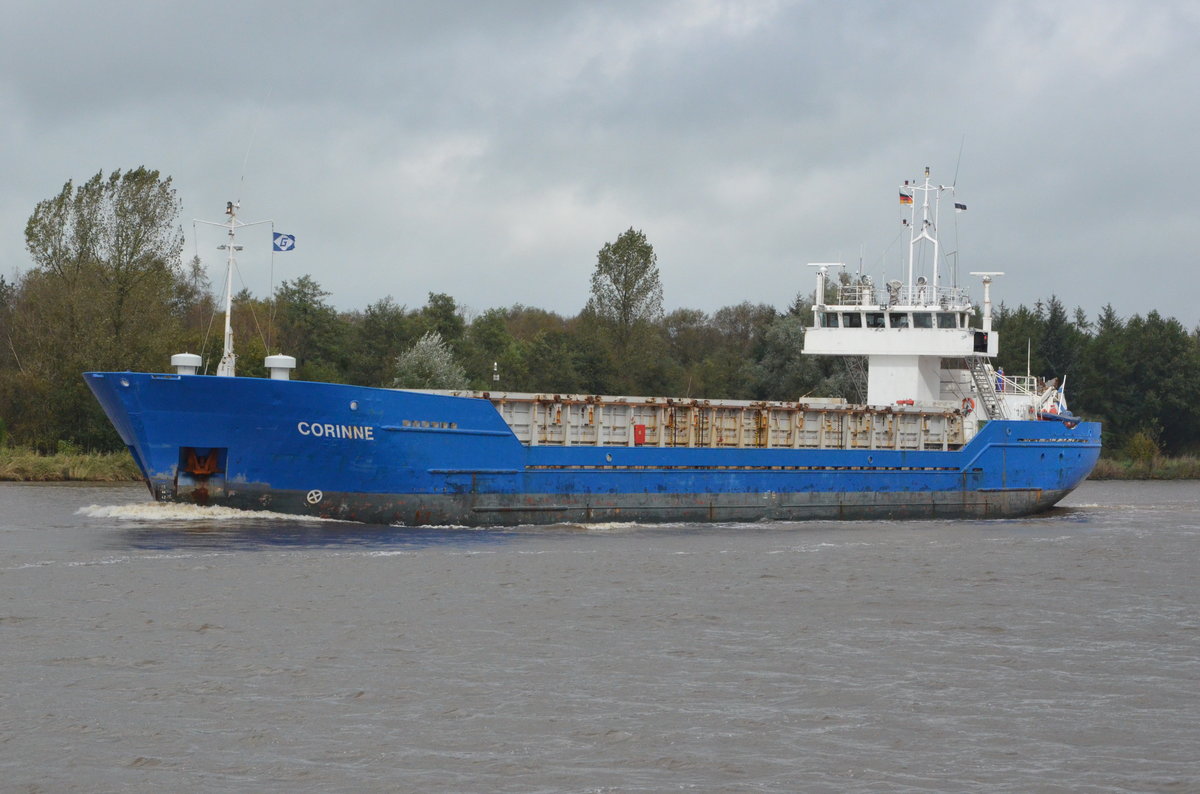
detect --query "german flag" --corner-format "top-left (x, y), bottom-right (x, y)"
top-left (899, 190), bottom-right (914, 205)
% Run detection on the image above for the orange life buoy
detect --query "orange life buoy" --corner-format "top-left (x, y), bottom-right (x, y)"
top-left (962, 397), bottom-right (975, 414)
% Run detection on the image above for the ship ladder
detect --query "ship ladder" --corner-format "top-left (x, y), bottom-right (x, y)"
top-left (967, 356), bottom-right (1008, 420)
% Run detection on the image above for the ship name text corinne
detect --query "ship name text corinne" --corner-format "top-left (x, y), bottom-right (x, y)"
top-left (297, 421), bottom-right (376, 440)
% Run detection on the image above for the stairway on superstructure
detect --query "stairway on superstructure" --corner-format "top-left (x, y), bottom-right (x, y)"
top-left (967, 356), bottom-right (1007, 419)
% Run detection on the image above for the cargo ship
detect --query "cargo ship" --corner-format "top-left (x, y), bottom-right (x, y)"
top-left (85, 169), bottom-right (1100, 525)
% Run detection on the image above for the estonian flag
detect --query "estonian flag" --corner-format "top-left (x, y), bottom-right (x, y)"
top-left (273, 232), bottom-right (296, 252)
top-left (954, 202), bottom-right (967, 213)
top-left (899, 190), bottom-right (913, 205)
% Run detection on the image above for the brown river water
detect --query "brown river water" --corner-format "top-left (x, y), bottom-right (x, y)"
top-left (1, 479), bottom-right (1197, 792)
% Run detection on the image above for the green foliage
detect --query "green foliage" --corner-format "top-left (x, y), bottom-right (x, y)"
top-left (1123, 431), bottom-right (1159, 464)
top-left (993, 302), bottom-right (1045, 376)
top-left (172, 255), bottom-right (215, 354)
top-left (56, 439), bottom-right (83, 455)
top-left (524, 330), bottom-right (586, 393)
top-left (750, 314), bottom-right (822, 399)
top-left (391, 331), bottom-right (469, 390)
top-left (417, 292), bottom-right (466, 347)
top-left (1037, 296), bottom-right (1083, 378)
top-left (343, 297), bottom-right (416, 387)
top-left (1121, 312), bottom-right (1200, 455)
top-left (1089, 455), bottom-right (1200, 479)
top-left (6, 176), bottom-right (1200, 459)
top-left (460, 308), bottom-right (522, 390)
top-left (5, 167), bottom-right (188, 450)
top-left (996, 300), bottom-right (1200, 455)
top-left (703, 302), bottom-right (780, 399)
top-left (0, 446), bottom-right (142, 481)
top-left (24, 168), bottom-right (184, 356)
top-left (273, 275), bottom-right (346, 380)
top-left (500, 305), bottom-right (573, 392)
top-left (586, 227), bottom-right (664, 352)
top-left (1071, 304), bottom-right (1129, 445)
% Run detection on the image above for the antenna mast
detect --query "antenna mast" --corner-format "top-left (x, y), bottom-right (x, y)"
top-left (901, 166), bottom-right (949, 297)
top-left (196, 201), bottom-right (272, 377)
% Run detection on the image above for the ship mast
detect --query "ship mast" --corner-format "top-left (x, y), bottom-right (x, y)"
top-left (216, 202), bottom-right (241, 376)
top-left (902, 166), bottom-right (945, 299)
top-left (196, 202), bottom-right (272, 377)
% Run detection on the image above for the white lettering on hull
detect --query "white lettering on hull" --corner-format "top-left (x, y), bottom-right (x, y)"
top-left (297, 421), bottom-right (375, 440)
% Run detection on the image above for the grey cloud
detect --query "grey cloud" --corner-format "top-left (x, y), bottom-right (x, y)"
top-left (2, 0), bottom-right (1198, 327)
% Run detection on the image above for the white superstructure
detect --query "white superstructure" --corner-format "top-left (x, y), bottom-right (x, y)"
top-left (803, 168), bottom-right (1068, 428)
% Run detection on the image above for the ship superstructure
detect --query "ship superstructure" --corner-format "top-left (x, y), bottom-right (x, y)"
top-left (804, 168), bottom-right (1073, 432)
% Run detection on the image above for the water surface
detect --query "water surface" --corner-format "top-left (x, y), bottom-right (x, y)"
top-left (1, 480), bottom-right (1197, 792)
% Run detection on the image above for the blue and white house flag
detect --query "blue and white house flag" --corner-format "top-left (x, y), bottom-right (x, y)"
top-left (273, 232), bottom-right (296, 252)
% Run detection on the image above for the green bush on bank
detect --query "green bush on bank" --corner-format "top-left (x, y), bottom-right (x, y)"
top-left (0, 447), bottom-right (142, 482)
top-left (1088, 456), bottom-right (1200, 480)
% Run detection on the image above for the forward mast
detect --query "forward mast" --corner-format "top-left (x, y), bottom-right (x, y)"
top-left (185, 202), bottom-right (296, 380)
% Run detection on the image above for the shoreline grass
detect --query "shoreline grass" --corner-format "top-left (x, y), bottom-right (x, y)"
top-left (0, 447), bottom-right (142, 482)
top-left (2, 447), bottom-right (1198, 482)
top-left (1087, 456), bottom-right (1200, 480)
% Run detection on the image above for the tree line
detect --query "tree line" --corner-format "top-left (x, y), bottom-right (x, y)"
top-left (991, 298), bottom-right (1200, 456)
top-left (2, 168), bottom-right (1198, 457)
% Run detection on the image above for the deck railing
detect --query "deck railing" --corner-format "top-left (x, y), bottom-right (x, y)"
top-left (836, 283), bottom-right (970, 309)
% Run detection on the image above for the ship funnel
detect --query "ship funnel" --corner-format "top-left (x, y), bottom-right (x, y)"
top-left (170, 353), bottom-right (202, 376)
top-left (265, 355), bottom-right (297, 381)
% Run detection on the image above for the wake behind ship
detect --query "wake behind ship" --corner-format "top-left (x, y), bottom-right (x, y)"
top-left (85, 169), bottom-right (1101, 526)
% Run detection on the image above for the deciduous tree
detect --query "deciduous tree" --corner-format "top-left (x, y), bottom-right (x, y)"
top-left (9, 167), bottom-right (186, 448)
top-left (586, 227), bottom-right (664, 352)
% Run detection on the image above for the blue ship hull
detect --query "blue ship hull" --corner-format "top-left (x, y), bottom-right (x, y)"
top-left (85, 372), bottom-right (1101, 526)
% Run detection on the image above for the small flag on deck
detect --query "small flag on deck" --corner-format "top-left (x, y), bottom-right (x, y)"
top-left (273, 232), bottom-right (296, 252)
top-left (954, 202), bottom-right (967, 212)
top-left (899, 190), bottom-right (913, 205)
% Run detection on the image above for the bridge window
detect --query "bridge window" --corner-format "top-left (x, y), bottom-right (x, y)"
top-left (913, 312), bottom-right (933, 328)
top-left (820, 311), bottom-right (839, 328)
top-left (866, 312), bottom-right (886, 328)
top-left (937, 312), bottom-right (957, 328)
top-left (889, 313), bottom-right (909, 328)
top-left (842, 312), bottom-right (863, 328)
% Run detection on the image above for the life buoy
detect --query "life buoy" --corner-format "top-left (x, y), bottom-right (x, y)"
top-left (962, 397), bottom-right (975, 414)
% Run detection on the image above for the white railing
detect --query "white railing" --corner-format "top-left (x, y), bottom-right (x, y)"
top-left (996, 373), bottom-right (1039, 397)
top-left (837, 283), bottom-right (970, 309)
top-left (883, 284), bottom-right (970, 308)
top-left (837, 284), bottom-right (877, 306)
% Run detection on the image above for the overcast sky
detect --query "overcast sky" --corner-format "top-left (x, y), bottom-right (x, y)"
top-left (3, 0), bottom-right (1198, 327)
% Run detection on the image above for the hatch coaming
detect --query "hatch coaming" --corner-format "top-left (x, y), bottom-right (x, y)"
top-left (418, 389), bottom-right (967, 452)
